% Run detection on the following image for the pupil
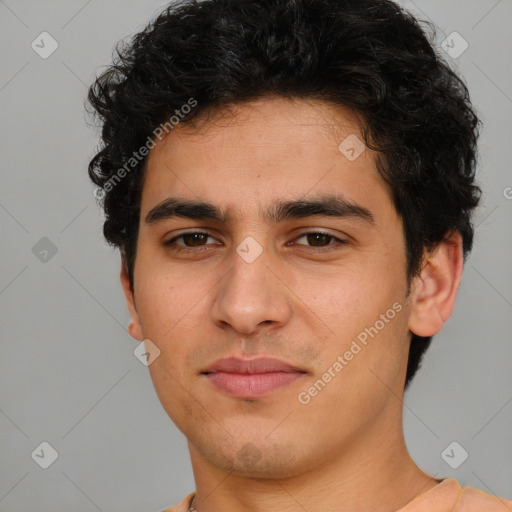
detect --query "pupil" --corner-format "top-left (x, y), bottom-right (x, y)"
top-left (185, 233), bottom-right (206, 246)
top-left (308, 233), bottom-right (329, 246)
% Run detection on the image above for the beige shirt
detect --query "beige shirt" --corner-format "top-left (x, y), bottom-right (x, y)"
top-left (161, 478), bottom-right (512, 512)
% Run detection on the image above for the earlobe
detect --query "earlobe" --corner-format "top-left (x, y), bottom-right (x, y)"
top-left (120, 257), bottom-right (144, 341)
top-left (408, 231), bottom-right (464, 338)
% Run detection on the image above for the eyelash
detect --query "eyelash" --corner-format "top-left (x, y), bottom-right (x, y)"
top-left (163, 230), bottom-right (348, 253)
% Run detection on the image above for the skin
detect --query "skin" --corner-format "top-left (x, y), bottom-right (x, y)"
top-left (121, 96), bottom-right (463, 512)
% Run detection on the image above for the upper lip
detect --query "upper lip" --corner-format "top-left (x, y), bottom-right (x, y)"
top-left (202, 357), bottom-right (305, 374)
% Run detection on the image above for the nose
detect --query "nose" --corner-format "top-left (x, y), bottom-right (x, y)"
top-left (210, 244), bottom-right (293, 335)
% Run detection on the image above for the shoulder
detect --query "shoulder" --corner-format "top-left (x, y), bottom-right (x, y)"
top-left (159, 485), bottom-right (512, 512)
top-left (453, 485), bottom-right (512, 511)
top-left (398, 477), bottom-right (511, 512)
top-left (160, 491), bottom-right (196, 512)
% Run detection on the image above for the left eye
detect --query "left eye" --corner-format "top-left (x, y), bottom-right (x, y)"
top-left (293, 232), bottom-right (343, 248)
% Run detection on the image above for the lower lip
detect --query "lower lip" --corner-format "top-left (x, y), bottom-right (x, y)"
top-left (204, 371), bottom-right (305, 398)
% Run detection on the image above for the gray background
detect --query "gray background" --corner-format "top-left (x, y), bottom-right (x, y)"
top-left (0, 0), bottom-right (511, 510)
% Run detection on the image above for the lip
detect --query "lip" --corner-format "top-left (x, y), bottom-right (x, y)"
top-left (202, 357), bottom-right (306, 398)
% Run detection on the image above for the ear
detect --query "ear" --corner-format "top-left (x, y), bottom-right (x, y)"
top-left (120, 256), bottom-right (144, 341)
top-left (408, 231), bottom-right (464, 337)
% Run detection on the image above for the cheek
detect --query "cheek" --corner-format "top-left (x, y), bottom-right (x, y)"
top-left (134, 255), bottom-right (198, 334)
top-left (295, 262), bottom-right (409, 382)
top-left (289, 260), bottom-right (402, 331)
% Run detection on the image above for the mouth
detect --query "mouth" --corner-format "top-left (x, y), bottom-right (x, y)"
top-left (201, 356), bottom-right (307, 399)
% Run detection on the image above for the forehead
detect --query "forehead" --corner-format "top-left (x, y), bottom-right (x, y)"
top-left (141, 96), bottom-right (392, 223)
top-left (156, 96), bottom-right (365, 152)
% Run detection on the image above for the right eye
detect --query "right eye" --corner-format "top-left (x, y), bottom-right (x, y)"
top-left (163, 231), bottom-right (220, 252)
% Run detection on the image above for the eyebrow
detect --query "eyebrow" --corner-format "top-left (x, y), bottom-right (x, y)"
top-left (145, 194), bottom-right (374, 226)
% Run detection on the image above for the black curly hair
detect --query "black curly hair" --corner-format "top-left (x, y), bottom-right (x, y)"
top-left (87, 0), bottom-right (481, 389)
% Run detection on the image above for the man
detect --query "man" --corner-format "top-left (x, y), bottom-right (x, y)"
top-left (87, 0), bottom-right (512, 510)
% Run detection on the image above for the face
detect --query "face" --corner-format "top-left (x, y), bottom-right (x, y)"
top-left (124, 97), bottom-right (415, 478)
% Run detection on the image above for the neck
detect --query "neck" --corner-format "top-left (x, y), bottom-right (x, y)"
top-left (187, 409), bottom-right (439, 512)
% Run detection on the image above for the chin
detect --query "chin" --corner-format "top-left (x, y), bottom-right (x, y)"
top-left (195, 435), bottom-right (311, 479)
